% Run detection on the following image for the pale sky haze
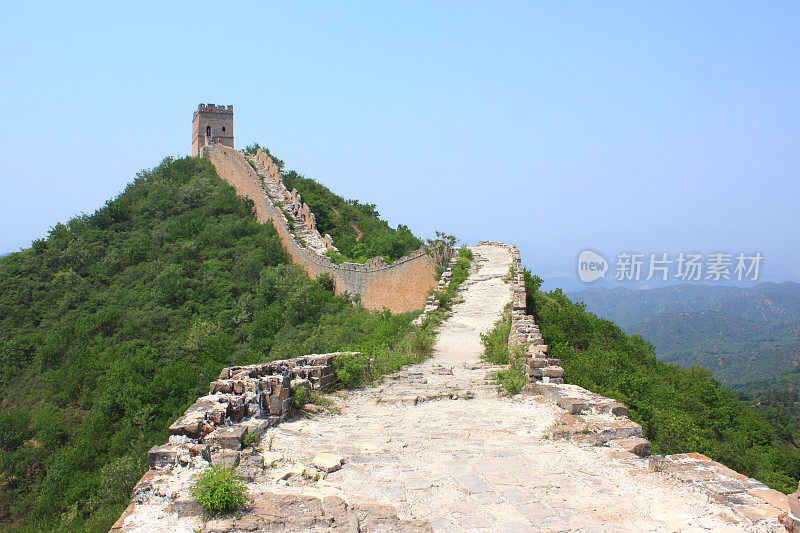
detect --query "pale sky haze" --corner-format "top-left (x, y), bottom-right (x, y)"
top-left (1, 2), bottom-right (798, 286)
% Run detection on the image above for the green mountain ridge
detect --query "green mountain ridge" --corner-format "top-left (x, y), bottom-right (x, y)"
top-left (734, 367), bottom-right (800, 446)
top-left (0, 155), bottom-right (429, 531)
top-left (2, 151), bottom-right (799, 531)
top-left (567, 282), bottom-right (800, 384)
top-left (629, 310), bottom-right (800, 384)
top-left (569, 282), bottom-right (800, 329)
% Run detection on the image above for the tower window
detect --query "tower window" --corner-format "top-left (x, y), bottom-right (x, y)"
top-left (206, 126), bottom-right (211, 136)
top-left (221, 127), bottom-right (226, 132)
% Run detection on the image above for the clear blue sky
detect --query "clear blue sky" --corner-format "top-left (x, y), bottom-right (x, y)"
top-left (1, 2), bottom-right (798, 286)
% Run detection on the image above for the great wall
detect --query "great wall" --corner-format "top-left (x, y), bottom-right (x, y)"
top-left (204, 141), bottom-right (437, 314)
top-left (110, 107), bottom-right (800, 532)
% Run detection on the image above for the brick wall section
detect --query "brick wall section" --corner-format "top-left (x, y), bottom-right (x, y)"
top-left (204, 144), bottom-right (437, 313)
top-left (412, 257), bottom-right (460, 325)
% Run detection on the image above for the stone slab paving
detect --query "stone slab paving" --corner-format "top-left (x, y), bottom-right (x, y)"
top-left (248, 244), bottom-right (765, 532)
top-left (116, 244), bottom-right (783, 532)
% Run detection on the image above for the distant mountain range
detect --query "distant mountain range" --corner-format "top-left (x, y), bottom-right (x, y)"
top-left (567, 282), bottom-right (800, 385)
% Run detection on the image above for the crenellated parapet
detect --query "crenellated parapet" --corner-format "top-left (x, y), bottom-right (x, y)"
top-left (194, 103), bottom-right (234, 115)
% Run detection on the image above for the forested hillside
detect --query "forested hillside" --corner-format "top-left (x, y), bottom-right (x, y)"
top-left (0, 157), bottom-right (428, 531)
top-left (630, 311), bottom-right (800, 384)
top-left (568, 282), bottom-right (800, 329)
top-left (735, 367), bottom-right (800, 447)
top-left (527, 272), bottom-right (800, 494)
top-left (280, 170), bottom-right (422, 263)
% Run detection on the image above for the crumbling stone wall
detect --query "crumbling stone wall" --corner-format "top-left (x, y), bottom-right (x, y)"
top-left (111, 353), bottom-right (346, 531)
top-left (205, 144), bottom-right (437, 313)
top-left (478, 241), bottom-right (565, 384)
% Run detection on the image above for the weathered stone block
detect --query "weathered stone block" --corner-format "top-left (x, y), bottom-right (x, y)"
top-left (211, 449), bottom-right (240, 468)
top-left (526, 358), bottom-right (549, 369)
top-left (268, 395), bottom-right (284, 415)
top-left (226, 395), bottom-right (246, 422)
top-left (789, 493), bottom-right (800, 520)
top-left (557, 397), bottom-right (589, 414)
top-left (541, 366), bottom-right (564, 378)
top-left (313, 453), bottom-right (344, 473)
top-left (235, 452), bottom-right (265, 481)
top-left (315, 373), bottom-right (336, 389)
top-left (147, 445), bottom-right (179, 469)
top-left (168, 499), bottom-right (203, 518)
top-left (610, 437), bottom-right (651, 457)
top-left (606, 402), bottom-right (628, 417)
top-left (168, 418), bottom-right (202, 439)
top-left (245, 402), bottom-right (261, 418)
top-left (293, 378), bottom-right (312, 393)
top-left (207, 425), bottom-right (247, 450)
top-left (207, 405), bottom-right (226, 426)
top-left (209, 380), bottom-right (232, 394)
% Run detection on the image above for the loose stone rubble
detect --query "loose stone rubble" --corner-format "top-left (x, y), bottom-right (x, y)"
top-left (111, 353), bottom-right (346, 531)
top-left (114, 243), bottom-right (799, 532)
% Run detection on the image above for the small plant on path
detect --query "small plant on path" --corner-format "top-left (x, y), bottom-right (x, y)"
top-left (191, 466), bottom-right (248, 516)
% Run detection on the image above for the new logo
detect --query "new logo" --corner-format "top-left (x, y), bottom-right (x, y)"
top-left (577, 250), bottom-right (608, 283)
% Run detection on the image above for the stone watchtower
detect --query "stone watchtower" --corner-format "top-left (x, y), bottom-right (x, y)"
top-left (192, 104), bottom-right (234, 157)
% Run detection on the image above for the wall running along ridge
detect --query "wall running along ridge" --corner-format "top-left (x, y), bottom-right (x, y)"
top-left (204, 143), bottom-right (437, 313)
top-left (112, 241), bottom-right (800, 531)
top-left (481, 241), bottom-right (800, 530)
top-left (110, 353), bottom-right (347, 532)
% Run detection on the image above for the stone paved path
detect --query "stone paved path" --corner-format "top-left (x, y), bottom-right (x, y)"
top-left (248, 244), bottom-right (755, 532)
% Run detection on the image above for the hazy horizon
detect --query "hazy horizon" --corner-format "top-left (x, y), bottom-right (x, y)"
top-left (2, 2), bottom-right (798, 288)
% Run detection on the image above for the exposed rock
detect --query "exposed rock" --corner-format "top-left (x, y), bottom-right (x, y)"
top-left (147, 445), bottom-right (179, 469)
top-left (167, 498), bottom-right (202, 518)
top-left (609, 437), bottom-right (651, 457)
top-left (312, 453), bottom-right (344, 473)
top-left (235, 452), bottom-right (265, 481)
top-left (210, 449), bottom-right (240, 469)
top-left (273, 463), bottom-right (305, 481)
top-left (206, 492), bottom-right (432, 532)
top-left (261, 451), bottom-right (282, 465)
top-left (209, 380), bottom-right (232, 394)
top-left (207, 425), bottom-right (247, 450)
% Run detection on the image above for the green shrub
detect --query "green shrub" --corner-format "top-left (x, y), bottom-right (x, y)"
top-left (292, 384), bottom-right (332, 410)
top-left (333, 352), bottom-right (371, 388)
top-left (497, 354), bottom-right (526, 395)
top-left (241, 429), bottom-right (260, 449)
top-left (293, 384), bottom-right (310, 408)
top-left (481, 314), bottom-right (512, 365)
top-left (481, 311), bottom-right (525, 395)
top-left (191, 466), bottom-right (248, 516)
